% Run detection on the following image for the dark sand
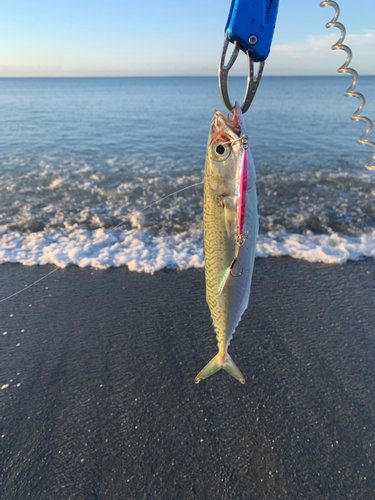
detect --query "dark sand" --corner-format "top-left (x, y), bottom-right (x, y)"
top-left (1, 258), bottom-right (375, 500)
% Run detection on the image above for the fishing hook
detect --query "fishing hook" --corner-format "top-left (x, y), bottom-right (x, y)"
top-left (229, 257), bottom-right (243, 278)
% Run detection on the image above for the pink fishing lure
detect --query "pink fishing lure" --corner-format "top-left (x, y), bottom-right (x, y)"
top-left (236, 148), bottom-right (248, 239)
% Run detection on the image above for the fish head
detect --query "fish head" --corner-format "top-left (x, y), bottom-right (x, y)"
top-left (206, 104), bottom-right (246, 200)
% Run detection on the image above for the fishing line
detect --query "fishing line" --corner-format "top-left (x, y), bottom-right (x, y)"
top-left (0, 180), bottom-right (204, 304)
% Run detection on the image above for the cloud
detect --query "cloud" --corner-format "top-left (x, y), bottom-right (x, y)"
top-left (0, 30), bottom-right (374, 77)
top-left (264, 32), bottom-right (375, 75)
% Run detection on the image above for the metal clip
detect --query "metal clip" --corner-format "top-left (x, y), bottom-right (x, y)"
top-left (225, 0), bottom-right (280, 61)
top-left (219, 34), bottom-right (265, 114)
top-left (219, 0), bottom-right (279, 114)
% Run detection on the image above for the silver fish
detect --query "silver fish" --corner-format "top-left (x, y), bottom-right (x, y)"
top-left (195, 102), bottom-right (258, 384)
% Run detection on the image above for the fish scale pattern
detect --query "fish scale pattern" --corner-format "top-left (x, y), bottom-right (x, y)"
top-left (204, 174), bottom-right (237, 351)
top-left (203, 174), bottom-right (259, 355)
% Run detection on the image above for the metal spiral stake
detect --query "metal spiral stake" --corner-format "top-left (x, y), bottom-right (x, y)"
top-left (320, 0), bottom-right (375, 170)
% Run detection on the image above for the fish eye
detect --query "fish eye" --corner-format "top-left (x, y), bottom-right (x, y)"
top-left (216, 144), bottom-right (225, 155)
top-left (211, 139), bottom-right (231, 161)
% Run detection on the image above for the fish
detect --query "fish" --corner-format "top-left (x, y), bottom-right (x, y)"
top-left (195, 102), bottom-right (259, 384)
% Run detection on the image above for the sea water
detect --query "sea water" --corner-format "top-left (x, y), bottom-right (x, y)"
top-left (1, 76), bottom-right (375, 272)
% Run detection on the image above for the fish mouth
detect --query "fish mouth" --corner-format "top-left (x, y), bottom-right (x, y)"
top-left (222, 106), bottom-right (241, 135)
top-left (212, 105), bottom-right (242, 140)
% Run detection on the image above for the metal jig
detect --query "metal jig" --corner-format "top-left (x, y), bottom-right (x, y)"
top-left (219, 34), bottom-right (265, 114)
top-left (321, 0), bottom-right (375, 170)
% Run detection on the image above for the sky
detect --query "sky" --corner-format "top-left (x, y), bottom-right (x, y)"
top-left (0, 0), bottom-right (374, 77)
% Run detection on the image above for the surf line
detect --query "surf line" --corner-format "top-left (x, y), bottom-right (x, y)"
top-left (0, 181), bottom-right (204, 304)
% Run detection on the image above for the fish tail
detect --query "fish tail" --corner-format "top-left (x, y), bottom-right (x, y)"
top-left (194, 353), bottom-right (245, 384)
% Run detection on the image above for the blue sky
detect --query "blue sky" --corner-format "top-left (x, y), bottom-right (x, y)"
top-left (0, 0), bottom-right (374, 76)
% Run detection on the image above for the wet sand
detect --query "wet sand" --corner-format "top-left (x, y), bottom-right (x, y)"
top-left (1, 258), bottom-right (375, 499)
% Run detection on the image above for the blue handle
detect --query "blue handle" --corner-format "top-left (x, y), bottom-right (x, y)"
top-left (225, 0), bottom-right (280, 62)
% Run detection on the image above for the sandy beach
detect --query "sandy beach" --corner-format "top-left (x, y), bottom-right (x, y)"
top-left (1, 257), bottom-right (375, 499)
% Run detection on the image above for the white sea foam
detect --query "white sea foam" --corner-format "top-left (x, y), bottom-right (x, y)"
top-left (257, 231), bottom-right (375, 264)
top-left (0, 228), bottom-right (375, 272)
top-left (0, 228), bottom-right (205, 273)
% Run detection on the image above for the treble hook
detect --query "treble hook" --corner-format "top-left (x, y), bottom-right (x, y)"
top-left (229, 257), bottom-right (243, 278)
top-left (218, 249), bottom-right (243, 295)
top-left (219, 33), bottom-right (265, 114)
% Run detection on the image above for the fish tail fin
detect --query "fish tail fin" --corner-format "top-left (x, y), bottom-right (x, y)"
top-left (222, 354), bottom-right (246, 383)
top-left (194, 353), bottom-right (245, 384)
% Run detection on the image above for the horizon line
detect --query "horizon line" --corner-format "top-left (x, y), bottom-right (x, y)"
top-left (0, 74), bottom-right (375, 79)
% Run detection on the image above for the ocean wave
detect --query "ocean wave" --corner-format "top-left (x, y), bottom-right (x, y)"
top-left (0, 228), bottom-right (204, 273)
top-left (257, 231), bottom-right (375, 264)
top-left (1, 227), bottom-right (375, 272)
top-left (2, 155), bottom-right (375, 239)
